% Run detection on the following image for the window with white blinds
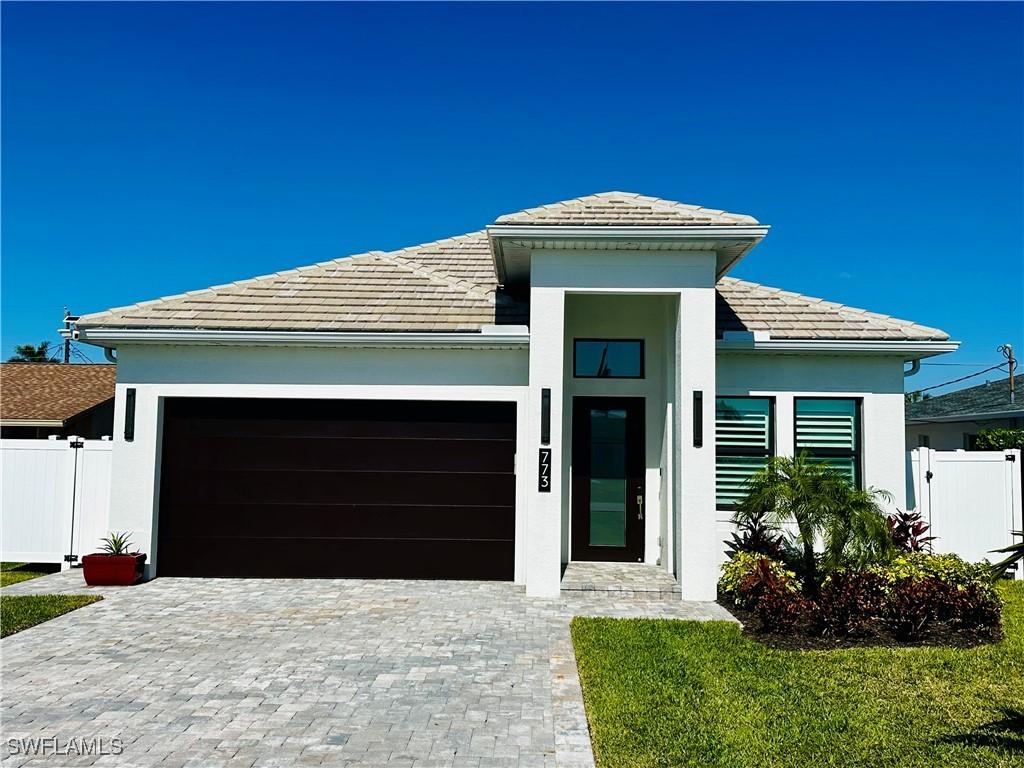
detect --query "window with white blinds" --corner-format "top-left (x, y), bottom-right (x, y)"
top-left (794, 398), bottom-right (861, 487)
top-left (715, 397), bottom-right (773, 509)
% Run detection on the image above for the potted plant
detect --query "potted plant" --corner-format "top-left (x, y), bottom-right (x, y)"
top-left (82, 532), bottom-right (147, 586)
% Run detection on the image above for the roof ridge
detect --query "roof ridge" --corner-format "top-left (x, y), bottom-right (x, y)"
top-left (495, 190), bottom-right (758, 225)
top-left (0, 362), bottom-right (115, 367)
top-left (381, 230), bottom-right (493, 299)
top-left (374, 251), bottom-right (492, 301)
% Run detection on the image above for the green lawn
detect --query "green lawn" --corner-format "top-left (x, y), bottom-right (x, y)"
top-left (0, 562), bottom-right (56, 587)
top-left (1, 594), bottom-right (102, 638)
top-left (571, 581), bottom-right (1024, 768)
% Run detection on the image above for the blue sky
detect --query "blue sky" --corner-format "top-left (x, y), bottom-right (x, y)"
top-left (3, 2), bottom-right (1021, 393)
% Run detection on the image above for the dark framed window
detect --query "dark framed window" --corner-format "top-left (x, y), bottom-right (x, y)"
top-left (715, 397), bottom-right (775, 509)
top-left (573, 339), bottom-right (644, 379)
top-left (794, 397), bottom-right (862, 488)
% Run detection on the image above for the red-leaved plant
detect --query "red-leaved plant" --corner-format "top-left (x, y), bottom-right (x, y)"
top-left (881, 577), bottom-right (944, 640)
top-left (755, 586), bottom-right (807, 633)
top-left (812, 572), bottom-right (886, 637)
top-left (887, 510), bottom-right (936, 553)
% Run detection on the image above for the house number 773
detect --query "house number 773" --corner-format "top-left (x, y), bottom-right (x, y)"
top-left (538, 448), bottom-right (552, 493)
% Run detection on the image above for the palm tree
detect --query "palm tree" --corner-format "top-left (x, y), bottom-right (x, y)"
top-left (7, 341), bottom-right (57, 363)
top-left (991, 534), bottom-right (1023, 579)
top-left (735, 453), bottom-right (893, 597)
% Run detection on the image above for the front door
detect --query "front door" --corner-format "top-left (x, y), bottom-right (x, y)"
top-left (571, 397), bottom-right (645, 562)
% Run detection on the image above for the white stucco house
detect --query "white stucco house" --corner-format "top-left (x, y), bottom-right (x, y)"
top-left (65, 192), bottom-right (957, 600)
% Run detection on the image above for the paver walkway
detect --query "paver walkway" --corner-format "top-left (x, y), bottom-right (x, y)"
top-left (1, 571), bottom-right (733, 767)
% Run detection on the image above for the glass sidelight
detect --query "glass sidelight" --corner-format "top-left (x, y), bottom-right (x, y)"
top-left (588, 408), bottom-right (627, 546)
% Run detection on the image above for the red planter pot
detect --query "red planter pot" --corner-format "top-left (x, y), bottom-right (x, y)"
top-left (82, 553), bottom-right (147, 586)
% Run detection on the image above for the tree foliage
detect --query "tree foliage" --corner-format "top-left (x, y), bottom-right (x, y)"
top-left (974, 428), bottom-right (1024, 451)
top-left (735, 453), bottom-right (893, 597)
top-left (7, 341), bottom-right (57, 363)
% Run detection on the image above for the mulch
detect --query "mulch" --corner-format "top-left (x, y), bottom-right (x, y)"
top-left (719, 600), bottom-right (1002, 651)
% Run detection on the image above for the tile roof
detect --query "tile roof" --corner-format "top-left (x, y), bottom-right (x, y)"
top-left (906, 374), bottom-right (1024, 421)
top-left (716, 277), bottom-right (949, 341)
top-left (79, 232), bottom-right (528, 333)
top-left (495, 191), bottom-right (759, 227)
top-left (0, 363), bottom-right (116, 423)
top-left (76, 192), bottom-right (948, 343)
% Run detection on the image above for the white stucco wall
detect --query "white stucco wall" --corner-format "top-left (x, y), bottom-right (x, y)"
top-left (102, 292), bottom-right (920, 599)
top-left (716, 352), bottom-right (908, 567)
top-left (109, 343), bottom-right (530, 581)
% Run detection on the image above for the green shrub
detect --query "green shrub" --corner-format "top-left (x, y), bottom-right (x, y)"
top-left (871, 552), bottom-right (995, 597)
top-left (973, 428), bottom-right (1024, 451)
top-left (719, 552), bottom-right (799, 609)
top-left (872, 554), bottom-right (1003, 638)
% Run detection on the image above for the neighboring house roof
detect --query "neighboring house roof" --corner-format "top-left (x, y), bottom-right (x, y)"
top-left (494, 190), bottom-right (759, 227)
top-left (906, 374), bottom-right (1024, 422)
top-left (0, 363), bottom-right (116, 426)
top-left (75, 192), bottom-right (949, 342)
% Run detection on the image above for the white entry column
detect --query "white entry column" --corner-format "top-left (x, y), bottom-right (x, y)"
top-left (676, 286), bottom-right (719, 600)
top-left (525, 286), bottom-right (565, 597)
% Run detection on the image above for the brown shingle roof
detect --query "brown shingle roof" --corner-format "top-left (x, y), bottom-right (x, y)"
top-left (495, 191), bottom-right (759, 226)
top-left (0, 363), bottom-right (116, 423)
top-left (76, 192), bottom-right (948, 342)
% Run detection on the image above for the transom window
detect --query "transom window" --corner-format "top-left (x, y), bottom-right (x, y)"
top-left (794, 397), bottom-right (862, 487)
top-left (573, 339), bottom-right (644, 379)
top-left (715, 397), bottom-right (774, 509)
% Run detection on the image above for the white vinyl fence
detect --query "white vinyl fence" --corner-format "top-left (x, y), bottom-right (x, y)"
top-left (1, 437), bottom-right (112, 567)
top-left (908, 447), bottom-right (1023, 579)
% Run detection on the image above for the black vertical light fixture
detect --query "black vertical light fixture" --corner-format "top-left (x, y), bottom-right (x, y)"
top-left (541, 388), bottom-right (551, 445)
top-left (693, 390), bottom-right (703, 448)
top-left (124, 388), bottom-right (136, 442)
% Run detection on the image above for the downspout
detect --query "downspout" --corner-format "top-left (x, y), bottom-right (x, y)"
top-left (104, 347), bottom-right (117, 364)
top-left (904, 359), bottom-right (921, 377)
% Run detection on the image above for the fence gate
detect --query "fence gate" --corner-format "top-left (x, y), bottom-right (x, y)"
top-left (909, 447), bottom-right (1022, 578)
top-left (1, 437), bottom-right (112, 566)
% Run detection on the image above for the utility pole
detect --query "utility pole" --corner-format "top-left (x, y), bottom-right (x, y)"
top-left (63, 307), bottom-right (72, 364)
top-left (1000, 344), bottom-right (1016, 405)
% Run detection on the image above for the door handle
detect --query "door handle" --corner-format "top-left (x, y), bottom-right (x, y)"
top-left (636, 494), bottom-right (644, 520)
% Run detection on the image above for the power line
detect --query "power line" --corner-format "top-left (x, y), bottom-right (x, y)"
top-left (909, 363), bottom-right (1008, 395)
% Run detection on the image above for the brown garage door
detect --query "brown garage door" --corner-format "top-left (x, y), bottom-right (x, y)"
top-left (157, 398), bottom-right (516, 579)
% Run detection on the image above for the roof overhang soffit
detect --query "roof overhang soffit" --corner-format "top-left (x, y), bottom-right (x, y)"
top-left (486, 224), bottom-right (770, 286)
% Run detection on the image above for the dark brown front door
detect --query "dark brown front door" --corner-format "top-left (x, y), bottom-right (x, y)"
top-left (571, 397), bottom-right (645, 562)
top-left (157, 398), bottom-right (516, 579)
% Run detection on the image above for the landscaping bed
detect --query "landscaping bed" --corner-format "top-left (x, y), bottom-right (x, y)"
top-left (722, 597), bottom-right (1001, 650)
top-left (572, 581), bottom-right (1024, 768)
top-left (713, 457), bottom-right (1010, 650)
top-left (1, 594), bottom-right (103, 638)
top-left (718, 550), bottom-right (1005, 650)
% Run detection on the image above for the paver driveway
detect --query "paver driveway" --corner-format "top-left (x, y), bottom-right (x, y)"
top-left (1, 572), bottom-right (732, 767)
